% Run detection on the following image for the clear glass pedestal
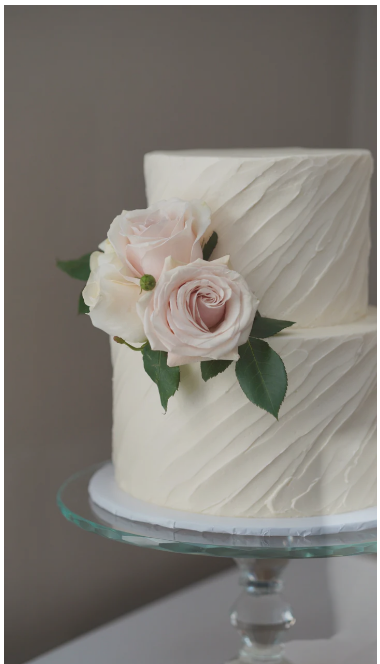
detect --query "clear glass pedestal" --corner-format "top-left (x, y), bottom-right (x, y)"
top-left (228, 559), bottom-right (295, 663)
top-left (57, 462), bottom-right (377, 664)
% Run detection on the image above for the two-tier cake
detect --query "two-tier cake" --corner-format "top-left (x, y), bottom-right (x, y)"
top-left (109, 149), bottom-right (376, 519)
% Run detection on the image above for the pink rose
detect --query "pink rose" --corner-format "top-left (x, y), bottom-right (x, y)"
top-left (137, 256), bottom-right (259, 367)
top-left (108, 199), bottom-right (211, 281)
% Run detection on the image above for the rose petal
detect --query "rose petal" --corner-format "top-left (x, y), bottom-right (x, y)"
top-left (85, 263), bottom-right (146, 343)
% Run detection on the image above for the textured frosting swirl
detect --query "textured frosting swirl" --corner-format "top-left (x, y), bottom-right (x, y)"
top-left (144, 149), bottom-right (373, 328)
top-left (112, 309), bottom-right (376, 518)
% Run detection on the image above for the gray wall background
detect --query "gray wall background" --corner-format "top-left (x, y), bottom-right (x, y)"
top-left (5, 7), bottom-right (376, 664)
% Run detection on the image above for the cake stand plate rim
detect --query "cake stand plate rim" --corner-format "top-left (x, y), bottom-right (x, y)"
top-left (88, 462), bottom-right (377, 537)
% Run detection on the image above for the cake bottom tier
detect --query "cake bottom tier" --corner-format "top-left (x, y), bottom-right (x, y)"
top-left (111, 308), bottom-right (376, 518)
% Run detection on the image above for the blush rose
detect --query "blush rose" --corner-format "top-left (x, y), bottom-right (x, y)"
top-left (137, 256), bottom-right (259, 367)
top-left (107, 198), bottom-right (211, 280)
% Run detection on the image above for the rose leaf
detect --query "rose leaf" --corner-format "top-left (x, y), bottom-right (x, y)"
top-left (249, 311), bottom-right (295, 338)
top-left (78, 292), bottom-right (90, 315)
top-left (142, 345), bottom-right (180, 412)
top-left (200, 359), bottom-right (232, 382)
top-left (235, 338), bottom-right (288, 419)
top-left (56, 253), bottom-right (92, 281)
top-left (202, 231), bottom-right (218, 261)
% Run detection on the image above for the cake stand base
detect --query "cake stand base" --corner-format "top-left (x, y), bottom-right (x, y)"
top-left (86, 462), bottom-right (376, 663)
top-left (57, 462), bottom-right (377, 664)
top-left (227, 559), bottom-right (295, 663)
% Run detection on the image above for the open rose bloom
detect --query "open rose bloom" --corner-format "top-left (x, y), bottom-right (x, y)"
top-left (137, 256), bottom-right (259, 366)
top-left (108, 199), bottom-right (211, 280)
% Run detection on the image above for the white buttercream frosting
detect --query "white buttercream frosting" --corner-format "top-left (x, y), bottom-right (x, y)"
top-left (111, 149), bottom-right (376, 518)
top-left (144, 148), bottom-right (373, 328)
top-left (112, 309), bottom-right (376, 518)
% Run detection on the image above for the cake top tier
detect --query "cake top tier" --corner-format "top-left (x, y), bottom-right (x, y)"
top-left (144, 148), bottom-right (373, 328)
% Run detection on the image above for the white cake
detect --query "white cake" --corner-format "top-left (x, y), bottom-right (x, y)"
top-left (112, 148), bottom-right (376, 518)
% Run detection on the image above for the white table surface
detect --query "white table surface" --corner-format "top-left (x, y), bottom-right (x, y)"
top-left (26, 555), bottom-right (376, 664)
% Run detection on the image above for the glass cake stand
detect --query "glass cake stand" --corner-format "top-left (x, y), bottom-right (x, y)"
top-left (57, 462), bottom-right (377, 664)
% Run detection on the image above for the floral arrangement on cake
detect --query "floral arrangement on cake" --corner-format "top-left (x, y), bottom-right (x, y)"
top-left (57, 199), bottom-right (294, 417)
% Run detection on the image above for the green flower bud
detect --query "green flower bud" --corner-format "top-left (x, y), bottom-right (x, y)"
top-left (140, 274), bottom-right (156, 291)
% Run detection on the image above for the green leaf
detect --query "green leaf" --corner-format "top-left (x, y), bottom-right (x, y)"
top-left (142, 345), bottom-right (180, 411)
top-left (249, 312), bottom-right (295, 338)
top-left (113, 337), bottom-right (148, 352)
top-left (202, 231), bottom-right (218, 261)
top-left (78, 292), bottom-right (90, 315)
top-left (56, 253), bottom-right (92, 280)
top-left (201, 359), bottom-right (232, 382)
top-left (235, 338), bottom-right (288, 419)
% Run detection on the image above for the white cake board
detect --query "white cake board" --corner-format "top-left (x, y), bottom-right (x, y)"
top-left (89, 462), bottom-right (377, 538)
